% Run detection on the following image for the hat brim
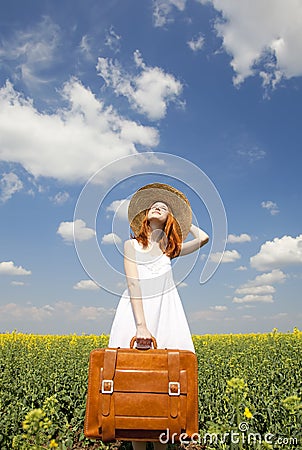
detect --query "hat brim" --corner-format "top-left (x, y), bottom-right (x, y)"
top-left (128, 183), bottom-right (192, 241)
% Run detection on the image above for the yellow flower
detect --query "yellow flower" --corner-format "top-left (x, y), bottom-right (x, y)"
top-left (49, 439), bottom-right (58, 448)
top-left (244, 407), bottom-right (253, 419)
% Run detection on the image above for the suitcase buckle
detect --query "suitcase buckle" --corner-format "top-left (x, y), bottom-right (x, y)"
top-left (101, 379), bottom-right (114, 394)
top-left (168, 381), bottom-right (180, 396)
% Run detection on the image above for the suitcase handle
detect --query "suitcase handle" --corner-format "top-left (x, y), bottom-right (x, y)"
top-left (130, 336), bottom-right (157, 350)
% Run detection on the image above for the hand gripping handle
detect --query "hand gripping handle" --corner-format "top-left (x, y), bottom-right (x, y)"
top-left (130, 336), bottom-right (157, 350)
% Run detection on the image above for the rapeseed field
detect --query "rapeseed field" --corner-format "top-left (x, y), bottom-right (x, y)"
top-left (0, 330), bottom-right (301, 449)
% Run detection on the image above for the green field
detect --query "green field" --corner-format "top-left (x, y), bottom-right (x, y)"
top-left (0, 330), bottom-right (301, 449)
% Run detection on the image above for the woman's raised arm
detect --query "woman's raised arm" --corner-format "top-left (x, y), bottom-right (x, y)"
top-left (179, 224), bottom-right (209, 256)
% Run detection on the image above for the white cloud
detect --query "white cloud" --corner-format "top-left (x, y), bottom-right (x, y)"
top-left (270, 312), bottom-right (289, 320)
top-left (250, 235), bottom-right (302, 271)
top-left (228, 233), bottom-right (251, 243)
top-left (50, 191), bottom-right (70, 205)
top-left (247, 269), bottom-right (287, 286)
top-left (202, 0), bottom-right (302, 88)
top-left (73, 279), bottom-right (100, 290)
top-left (210, 249), bottom-right (241, 263)
top-left (151, 0), bottom-right (302, 88)
top-left (261, 200), bottom-right (280, 215)
top-left (241, 315), bottom-right (256, 321)
top-left (0, 302), bottom-right (53, 320)
top-left (106, 199), bottom-right (130, 221)
top-left (237, 147), bottom-right (266, 163)
top-left (232, 269), bottom-right (286, 304)
top-left (0, 261), bottom-right (31, 276)
top-left (96, 50), bottom-right (183, 120)
top-left (79, 35), bottom-right (94, 61)
top-left (210, 305), bottom-right (228, 311)
top-left (0, 79), bottom-right (159, 183)
top-left (189, 309), bottom-right (233, 322)
top-left (78, 305), bottom-right (114, 321)
top-left (152, 0), bottom-right (187, 27)
top-left (235, 265), bottom-right (247, 271)
top-left (0, 16), bottom-right (60, 90)
top-left (105, 26), bottom-right (121, 53)
top-left (187, 34), bottom-right (205, 52)
top-left (0, 172), bottom-right (23, 202)
top-left (233, 295), bottom-right (273, 304)
top-left (57, 219), bottom-right (95, 242)
top-left (101, 233), bottom-right (122, 245)
top-left (235, 285), bottom-right (276, 295)
top-left (0, 301), bottom-right (115, 323)
top-left (11, 281), bottom-right (26, 286)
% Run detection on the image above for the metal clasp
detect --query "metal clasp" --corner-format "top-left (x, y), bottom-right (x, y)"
top-left (168, 381), bottom-right (180, 396)
top-left (101, 379), bottom-right (114, 394)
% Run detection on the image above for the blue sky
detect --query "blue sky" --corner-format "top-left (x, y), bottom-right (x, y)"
top-left (0, 0), bottom-right (301, 335)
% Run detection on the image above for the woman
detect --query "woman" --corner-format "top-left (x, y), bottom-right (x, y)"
top-left (108, 183), bottom-right (209, 450)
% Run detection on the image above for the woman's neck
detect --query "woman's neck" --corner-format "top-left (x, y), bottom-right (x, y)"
top-left (148, 228), bottom-right (167, 246)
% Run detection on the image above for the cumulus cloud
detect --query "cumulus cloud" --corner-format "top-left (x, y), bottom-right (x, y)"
top-left (250, 235), bottom-right (302, 271)
top-left (235, 266), bottom-right (247, 271)
top-left (0, 302), bottom-right (53, 321)
top-left (106, 199), bottom-right (130, 221)
top-left (210, 249), bottom-right (241, 263)
top-left (0, 172), bottom-right (23, 202)
top-left (96, 50), bottom-right (183, 120)
top-left (261, 200), bottom-right (280, 215)
top-left (189, 308), bottom-right (233, 322)
top-left (201, 0), bottom-right (302, 88)
top-left (233, 268), bottom-right (286, 304)
top-left (0, 261), bottom-right (31, 275)
top-left (0, 16), bottom-right (60, 90)
top-left (73, 279), bottom-right (100, 290)
top-left (79, 305), bottom-right (115, 321)
top-left (152, 0), bottom-right (187, 27)
top-left (50, 191), bottom-right (70, 205)
top-left (235, 285), bottom-right (276, 296)
top-left (187, 34), bottom-right (205, 52)
top-left (247, 269), bottom-right (287, 286)
top-left (57, 219), bottom-right (95, 242)
top-left (233, 294), bottom-right (273, 304)
top-left (105, 26), bottom-right (121, 53)
top-left (228, 233), bottom-right (251, 243)
top-left (101, 233), bottom-right (122, 245)
top-left (155, 1), bottom-right (302, 89)
top-left (237, 146), bottom-right (266, 163)
top-left (210, 305), bottom-right (228, 311)
top-left (0, 301), bottom-right (115, 324)
top-left (0, 79), bottom-right (159, 183)
top-left (79, 35), bottom-right (93, 59)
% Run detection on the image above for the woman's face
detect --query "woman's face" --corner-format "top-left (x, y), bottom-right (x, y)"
top-left (147, 201), bottom-right (170, 224)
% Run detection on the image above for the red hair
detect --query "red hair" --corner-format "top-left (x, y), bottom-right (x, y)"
top-left (134, 209), bottom-right (182, 258)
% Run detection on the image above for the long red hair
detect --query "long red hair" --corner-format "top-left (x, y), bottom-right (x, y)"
top-left (134, 209), bottom-right (182, 258)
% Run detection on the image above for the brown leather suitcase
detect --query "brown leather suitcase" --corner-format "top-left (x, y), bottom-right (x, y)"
top-left (84, 338), bottom-right (199, 442)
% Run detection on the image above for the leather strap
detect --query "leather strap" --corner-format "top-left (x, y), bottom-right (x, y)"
top-left (101, 349), bottom-right (117, 441)
top-left (168, 351), bottom-right (181, 436)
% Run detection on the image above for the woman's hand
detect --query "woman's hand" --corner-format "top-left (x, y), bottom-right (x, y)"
top-left (136, 323), bottom-right (152, 339)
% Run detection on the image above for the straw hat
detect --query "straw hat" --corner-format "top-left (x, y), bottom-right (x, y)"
top-left (128, 183), bottom-right (192, 241)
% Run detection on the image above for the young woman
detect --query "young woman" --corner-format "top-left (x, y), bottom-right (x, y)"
top-left (108, 183), bottom-right (209, 450)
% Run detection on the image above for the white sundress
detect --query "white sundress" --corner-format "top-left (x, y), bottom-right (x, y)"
top-left (108, 239), bottom-right (195, 353)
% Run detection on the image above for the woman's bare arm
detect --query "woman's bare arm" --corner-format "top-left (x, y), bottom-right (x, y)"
top-left (124, 239), bottom-right (152, 339)
top-left (179, 224), bottom-right (209, 256)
